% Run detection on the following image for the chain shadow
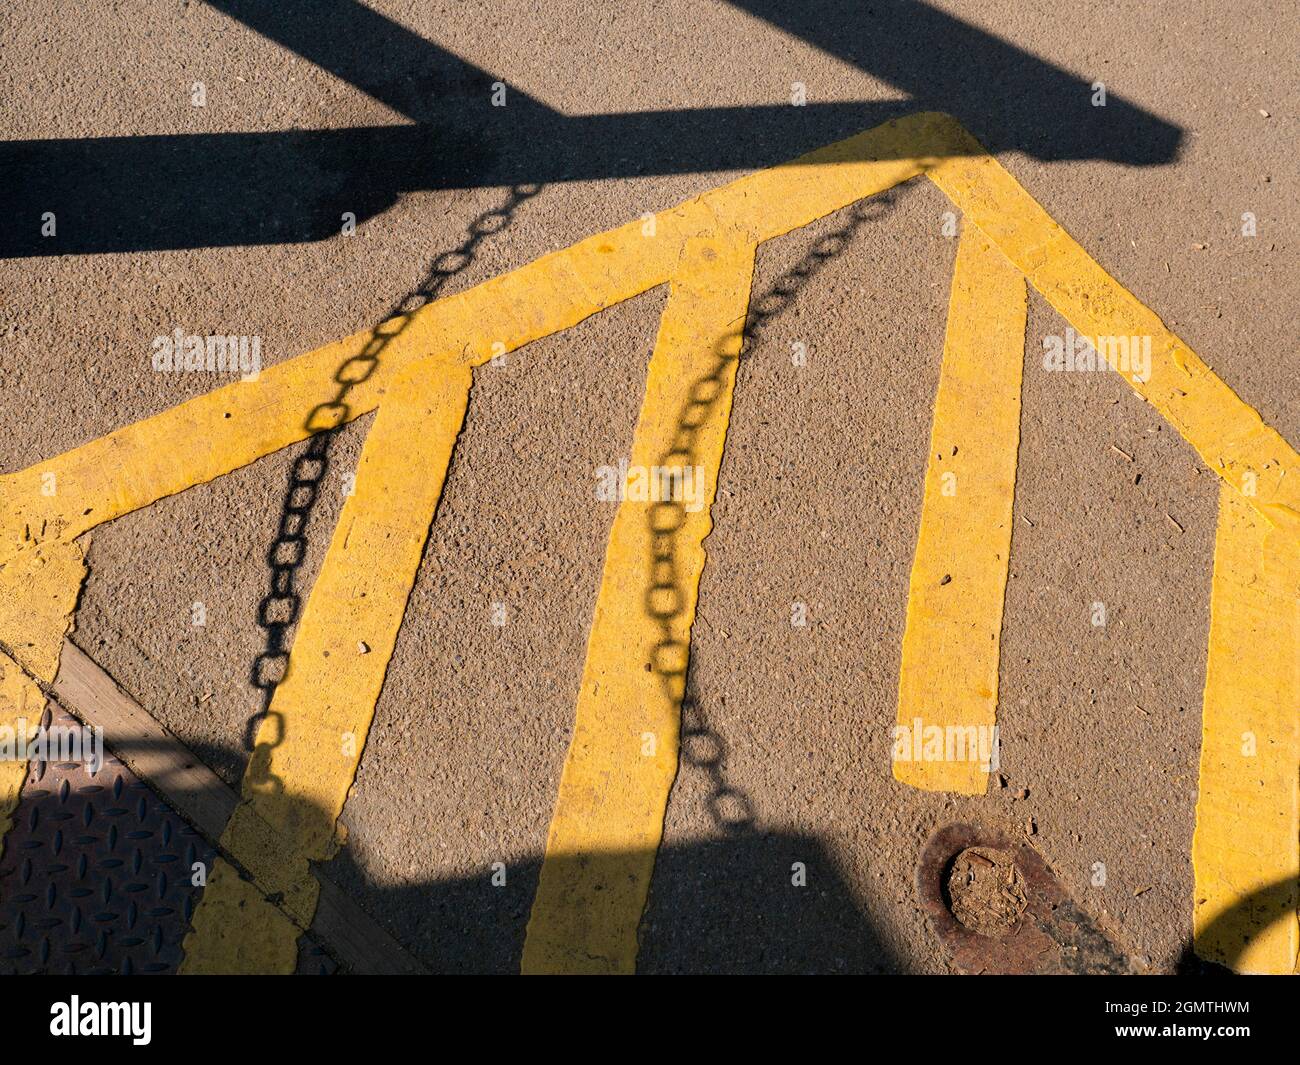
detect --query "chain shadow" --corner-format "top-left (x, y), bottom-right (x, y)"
top-left (242, 182), bottom-right (542, 782)
top-left (645, 191), bottom-right (897, 835)
top-left (229, 191), bottom-right (904, 972)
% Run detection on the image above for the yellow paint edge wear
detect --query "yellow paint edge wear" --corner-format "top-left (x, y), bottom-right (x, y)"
top-left (1191, 485), bottom-right (1299, 974)
top-left (894, 227), bottom-right (1027, 795)
top-left (180, 358), bottom-right (471, 973)
top-left (522, 234), bottom-right (757, 974)
top-left (0, 541), bottom-right (87, 863)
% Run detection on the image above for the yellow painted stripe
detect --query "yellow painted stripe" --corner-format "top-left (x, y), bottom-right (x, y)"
top-left (1, 111), bottom-right (1295, 966)
top-left (180, 357), bottom-right (471, 973)
top-left (1192, 484), bottom-right (1299, 974)
top-left (6, 114), bottom-right (1295, 559)
top-left (522, 233), bottom-right (756, 974)
top-left (0, 114), bottom-right (943, 560)
top-left (0, 540), bottom-right (87, 861)
top-left (0, 217), bottom-right (676, 557)
top-left (925, 136), bottom-right (1300, 544)
top-left (894, 227), bottom-right (1027, 795)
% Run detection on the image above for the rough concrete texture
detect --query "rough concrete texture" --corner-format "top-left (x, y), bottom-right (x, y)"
top-left (1, 0), bottom-right (1294, 972)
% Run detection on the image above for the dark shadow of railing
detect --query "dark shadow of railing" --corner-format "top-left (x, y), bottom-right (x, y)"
top-left (1, 0), bottom-right (1181, 258)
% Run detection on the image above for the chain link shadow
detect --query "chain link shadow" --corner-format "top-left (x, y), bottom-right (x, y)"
top-left (647, 191), bottom-right (896, 833)
top-left (243, 184), bottom-right (543, 789)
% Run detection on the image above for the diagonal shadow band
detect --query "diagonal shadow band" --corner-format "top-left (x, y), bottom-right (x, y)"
top-left (1, 0), bottom-right (1181, 258)
top-left (1181, 878), bottom-right (1300, 975)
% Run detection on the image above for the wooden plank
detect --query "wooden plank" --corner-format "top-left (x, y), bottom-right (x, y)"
top-left (54, 640), bottom-right (236, 836)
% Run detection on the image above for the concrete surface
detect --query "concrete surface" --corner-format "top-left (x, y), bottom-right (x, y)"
top-left (1, 0), bottom-right (1295, 972)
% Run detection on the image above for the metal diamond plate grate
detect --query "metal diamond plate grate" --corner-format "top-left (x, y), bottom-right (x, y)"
top-left (0, 705), bottom-right (335, 974)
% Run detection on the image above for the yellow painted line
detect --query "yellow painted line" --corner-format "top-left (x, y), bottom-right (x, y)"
top-left (0, 540), bottom-right (87, 862)
top-left (0, 219), bottom-right (671, 559)
top-left (522, 233), bottom-right (756, 974)
top-left (0, 115), bottom-right (941, 562)
top-left (4, 114), bottom-right (1294, 559)
top-left (1191, 484), bottom-right (1298, 974)
top-left (925, 136), bottom-right (1300, 543)
top-left (180, 357), bottom-right (471, 973)
top-left (893, 227), bottom-right (1027, 795)
top-left (0, 111), bottom-right (1295, 964)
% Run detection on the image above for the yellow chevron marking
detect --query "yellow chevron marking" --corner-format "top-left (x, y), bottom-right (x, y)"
top-left (0, 113), bottom-right (1293, 974)
top-left (522, 232), bottom-right (756, 974)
